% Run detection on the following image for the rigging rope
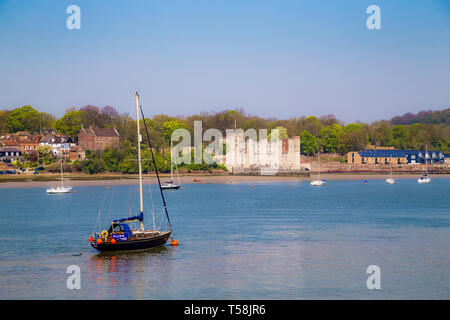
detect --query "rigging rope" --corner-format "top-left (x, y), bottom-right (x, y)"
top-left (139, 105), bottom-right (173, 236)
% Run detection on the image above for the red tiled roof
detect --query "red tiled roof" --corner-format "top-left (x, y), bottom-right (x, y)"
top-left (81, 127), bottom-right (119, 137)
top-left (0, 140), bottom-right (19, 146)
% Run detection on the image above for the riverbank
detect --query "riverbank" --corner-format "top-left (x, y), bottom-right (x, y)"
top-left (1, 172), bottom-right (449, 188)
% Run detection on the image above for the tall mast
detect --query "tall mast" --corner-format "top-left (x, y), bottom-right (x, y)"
top-left (170, 140), bottom-right (173, 182)
top-left (60, 151), bottom-right (64, 188)
top-left (135, 92), bottom-right (144, 231)
top-left (390, 155), bottom-right (392, 179)
top-left (317, 149), bottom-right (320, 181)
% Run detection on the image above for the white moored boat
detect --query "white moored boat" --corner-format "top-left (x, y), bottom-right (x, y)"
top-left (418, 146), bottom-right (432, 184)
top-left (418, 174), bottom-right (431, 184)
top-left (161, 145), bottom-right (181, 190)
top-left (311, 149), bottom-right (325, 186)
top-left (385, 155), bottom-right (396, 184)
top-left (46, 152), bottom-right (72, 194)
top-left (46, 186), bottom-right (73, 194)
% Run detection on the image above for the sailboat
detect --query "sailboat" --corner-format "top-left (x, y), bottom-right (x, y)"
top-left (310, 148), bottom-right (325, 186)
top-left (161, 142), bottom-right (181, 190)
top-left (89, 92), bottom-right (175, 252)
top-left (418, 146), bottom-right (431, 184)
top-left (46, 151), bottom-right (72, 194)
top-left (385, 155), bottom-right (396, 184)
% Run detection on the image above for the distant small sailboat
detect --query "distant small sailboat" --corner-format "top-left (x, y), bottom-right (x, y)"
top-left (385, 155), bottom-right (396, 184)
top-left (311, 149), bottom-right (325, 186)
top-left (89, 92), bottom-right (175, 252)
top-left (161, 142), bottom-right (181, 190)
top-left (46, 152), bottom-right (72, 194)
top-left (418, 146), bottom-right (431, 184)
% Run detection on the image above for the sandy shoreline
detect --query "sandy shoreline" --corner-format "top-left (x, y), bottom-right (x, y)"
top-left (1, 172), bottom-right (449, 189)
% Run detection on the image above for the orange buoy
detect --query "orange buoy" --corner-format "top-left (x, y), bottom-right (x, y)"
top-left (182, 187), bottom-right (185, 190)
top-left (107, 186), bottom-right (110, 189)
top-left (89, 237), bottom-right (94, 242)
top-left (111, 238), bottom-right (116, 244)
top-left (250, 185), bottom-right (254, 188)
top-left (170, 239), bottom-right (178, 246)
top-left (137, 188), bottom-right (139, 191)
top-left (96, 238), bottom-right (102, 244)
top-left (72, 190), bottom-right (76, 193)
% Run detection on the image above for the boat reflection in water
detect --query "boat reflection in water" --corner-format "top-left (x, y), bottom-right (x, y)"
top-left (88, 247), bottom-right (173, 299)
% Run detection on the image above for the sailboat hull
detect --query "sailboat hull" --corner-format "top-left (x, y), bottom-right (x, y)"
top-left (161, 185), bottom-right (180, 190)
top-left (91, 231), bottom-right (171, 252)
top-left (46, 187), bottom-right (73, 194)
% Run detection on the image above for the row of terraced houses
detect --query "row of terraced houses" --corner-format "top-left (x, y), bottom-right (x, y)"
top-left (347, 148), bottom-right (449, 165)
top-left (0, 127), bottom-right (119, 164)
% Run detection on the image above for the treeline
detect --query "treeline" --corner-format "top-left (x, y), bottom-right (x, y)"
top-left (44, 146), bottom-right (226, 174)
top-left (1, 105), bottom-right (449, 156)
top-left (390, 108), bottom-right (450, 125)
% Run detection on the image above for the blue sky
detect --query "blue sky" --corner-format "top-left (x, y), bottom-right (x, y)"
top-left (0, 0), bottom-right (449, 123)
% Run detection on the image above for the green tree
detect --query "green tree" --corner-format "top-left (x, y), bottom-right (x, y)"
top-left (102, 147), bottom-right (121, 172)
top-left (371, 122), bottom-right (393, 147)
top-left (0, 110), bottom-right (9, 134)
top-left (391, 125), bottom-right (408, 148)
top-left (52, 110), bottom-right (84, 138)
top-left (37, 145), bottom-right (54, 164)
top-left (337, 123), bottom-right (368, 153)
top-left (319, 125), bottom-right (341, 153)
top-left (6, 105), bottom-right (43, 133)
top-left (161, 119), bottom-right (188, 145)
top-left (300, 130), bottom-right (318, 155)
top-left (81, 158), bottom-right (104, 174)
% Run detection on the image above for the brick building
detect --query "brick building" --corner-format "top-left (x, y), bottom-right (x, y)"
top-left (348, 149), bottom-right (445, 165)
top-left (15, 131), bottom-right (41, 154)
top-left (78, 127), bottom-right (120, 152)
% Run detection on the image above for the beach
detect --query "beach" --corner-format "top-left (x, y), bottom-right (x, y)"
top-left (1, 172), bottom-right (449, 189)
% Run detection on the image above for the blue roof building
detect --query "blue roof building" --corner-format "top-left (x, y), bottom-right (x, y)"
top-left (348, 149), bottom-right (445, 165)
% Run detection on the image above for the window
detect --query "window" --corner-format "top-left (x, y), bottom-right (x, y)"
top-left (362, 158), bottom-right (365, 164)
top-left (385, 158), bottom-right (388, 164)
top-left (375, 158), bottom-right (379, 164)
top-left (411, 155), bottom-right (415, 159)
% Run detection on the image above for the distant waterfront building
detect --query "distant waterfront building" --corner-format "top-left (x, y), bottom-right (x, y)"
top-left (0, 148), bottom-right (22, 163)
top-left (225, 132), bottom-right (303, 173)
top-left (78, 127), bottom-right (120, 152)
top-left (445, 154), bottom-right (450, 164)
top-left (0, 132), bottom-right (40, 155)
top-left (348, 149), bottom-right (445, 165)
top-left (40, 134), bottom-right (74, 156)
top-left (15, 131), bottom-right (41, 154)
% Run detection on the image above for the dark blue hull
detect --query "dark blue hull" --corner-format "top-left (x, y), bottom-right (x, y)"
top-left (161, 185), bottom-right (180, 190)
top-left (91, 231), bottom-right (171, 252)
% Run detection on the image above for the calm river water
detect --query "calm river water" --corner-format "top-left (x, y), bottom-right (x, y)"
top-left (0, 178), bottom-right (449, 299)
